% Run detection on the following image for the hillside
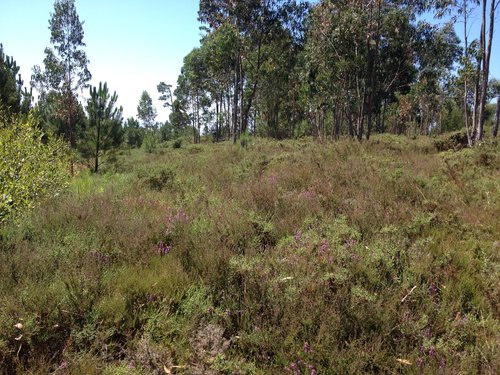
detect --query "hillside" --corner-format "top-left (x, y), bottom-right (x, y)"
top-left (0, 135), bottom-right (499, 374)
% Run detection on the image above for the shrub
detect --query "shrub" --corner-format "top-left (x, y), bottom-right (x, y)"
top-left (172, 138), bottom-right (182, 149)
top-left (434, 131), bottom-right (469, 151)
top-left (0, 114), bottom-right (69, 222)
top-left (137, 166), bottom-right (176, 191)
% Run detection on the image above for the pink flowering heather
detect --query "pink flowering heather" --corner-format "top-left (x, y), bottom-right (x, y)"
top-left (156, 241), bottom-right (171, 256)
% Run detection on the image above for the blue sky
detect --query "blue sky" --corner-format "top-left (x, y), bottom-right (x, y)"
top-left (0, 1), bottom-right (499, 122)
top-left (0, 0), bottom-right (201, 121)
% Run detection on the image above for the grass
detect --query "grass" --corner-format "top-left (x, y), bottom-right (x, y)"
top-left (0, 134), bottom-right (499, 374)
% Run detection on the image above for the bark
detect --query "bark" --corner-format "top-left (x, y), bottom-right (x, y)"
top-left (493, 96), bottom-right (500, 137)
top-left (94, 120), bottom-right (100, 173)
top-left (232, 53), bottom-right (240, 144)
top-left (472, 2), bottom-right (485, 140)
top-left (477, 0), bottom-right (496, 142)
top-left (462, 0), bottom-right (473, 147)
top-left (241, 42), bottom-right (262, 134)
top-left (215, 96), bottom-right (220, 142)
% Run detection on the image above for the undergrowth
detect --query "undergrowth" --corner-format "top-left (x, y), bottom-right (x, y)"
top-left (0, 135), bottom-right (498, 374)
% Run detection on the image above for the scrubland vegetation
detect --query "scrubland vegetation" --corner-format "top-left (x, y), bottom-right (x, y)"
top-left (0, 134), bottom-right (498, 374)
top-left (1, 0), bottom-right (500, 373)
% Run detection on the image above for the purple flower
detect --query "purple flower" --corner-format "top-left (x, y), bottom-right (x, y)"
top-left (417, 357), bottom-right (423, 368)
top-left (89, 250), bottom-right (110, 265)
top-left (344, 238), bottom-right (357, 249)
top-left (304, 341), bottom-right (310, 353)
top-left (300, 189), bottom-right (315, 199)
top-left (424, 327), bottom-right (432, 338)
top-left (429, 283), bottom-right (438, 294)
top-left (294, 230), bottom-right (302, 242)
top-left (320, 239), bottom-right (328, 254)
top-left (156, 241), bottom-right (171, 256)
top-left (308, 365), bottom-right (317, 375)
top-left (428, 346), bottom-right (436, 357)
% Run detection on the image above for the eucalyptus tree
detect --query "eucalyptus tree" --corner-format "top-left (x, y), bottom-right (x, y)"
top-left (198, 0), bottom-right (310, 142)
top-left (84, 82), bottom-right (123, 173)
top-left (175, 47), bottom-right (211, 143)
top-left (490, 78), bottom-right (500, 137)
top-left (137, 90), bottom-right (157, 129)
top-left (476, 0), bottom-right (499, 141)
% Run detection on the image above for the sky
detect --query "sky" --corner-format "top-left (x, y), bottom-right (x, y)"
top-left (0, 1), bottom-right (499, 122)
top-left (0, 0), bottom-right (202, 121)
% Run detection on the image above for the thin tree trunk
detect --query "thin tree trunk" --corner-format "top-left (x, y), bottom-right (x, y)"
top-left (493, 96), bottom-right (500, 137)
top-left (94, 120), bottom-right (100, 173)
top-left (215, 96), bottom-right (220, 142)
top-left (477, 0), bottom-right (496, 142)
top-left (463, 0), bottom-right (473, 146)
top-left (232, 54), bottom-right (240, 144)
top-left (472, 0), bottom-right (486, 140)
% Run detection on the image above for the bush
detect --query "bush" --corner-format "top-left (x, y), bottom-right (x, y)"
top-left (0, 114), bottom-right (69, 222)
top-left (142, 131), bottom-right (157, 153)
top-left (137, 166), bottom-right (176, 191)
top-left (172, 138), bottom-right (182, 149)
top-left (434, 131), bottom-right (469, 151)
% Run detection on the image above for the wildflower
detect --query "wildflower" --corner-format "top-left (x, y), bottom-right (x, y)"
top-left (424, 327), bottom-right (432, 338)
top-left (343, 237), bottom-right (357, 249)
top-left (156, 241), bottom-right (171, 256)
top-left (300, 189), bottom-right (314, 199)
top-left (308, 364), bottom-right (317, 375)
top-left (320, 239), bottom-right (328, 254)
top-left (429, 283), bottom-right (438, 294)
top-left (428, 346), bottom-right (436, 357)
top-left (304, 341), bottom-right (310, 353)
top-left (417, 357), bottom-right (423, 368)
top-left (295, 230), bottom-right (302, 242)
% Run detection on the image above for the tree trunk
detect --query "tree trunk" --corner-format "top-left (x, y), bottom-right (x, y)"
top-left (232, 54), bottom-right (240, 144)
top-left (463, 0), bottom-right (473, 147)
top-left (493, 96), bottom-right (500, 137)
top-left (94, 120), bottom-right (100, 173)
top-left (477, 0), bottom-right (496, 142)
top-left (215, 96), bottom-right (220, 142)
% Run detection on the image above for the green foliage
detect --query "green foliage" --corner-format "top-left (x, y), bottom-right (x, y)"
top-left (137, 90), bottom-right (156, 129)
top-left (81, 82), bottom-right (123, 172)
top-left (137, 166), bottom-right (176, 191)
top-left (0, 114), bottom-right (69, 222)
top-left (32, 0), bottom-right (91, 151)
top-left (0, 44), bottom-right (25, 114)
top-left (172, 138), bottom-right (182, 149)
top-left (123, 117), bottom-right (143, 148)
top-left (141, 131), bottom-right (157, 153)
top-left (0, 135), bottom-right (498, 373)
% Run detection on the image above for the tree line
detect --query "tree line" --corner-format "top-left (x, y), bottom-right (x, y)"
top-left (167, 0), bottom-right (499, 144)
top-left (2, 0), bottom-right (500, 167)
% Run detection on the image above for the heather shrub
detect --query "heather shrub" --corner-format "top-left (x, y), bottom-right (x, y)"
top-left (1, 135), bottom-right (498, 373)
